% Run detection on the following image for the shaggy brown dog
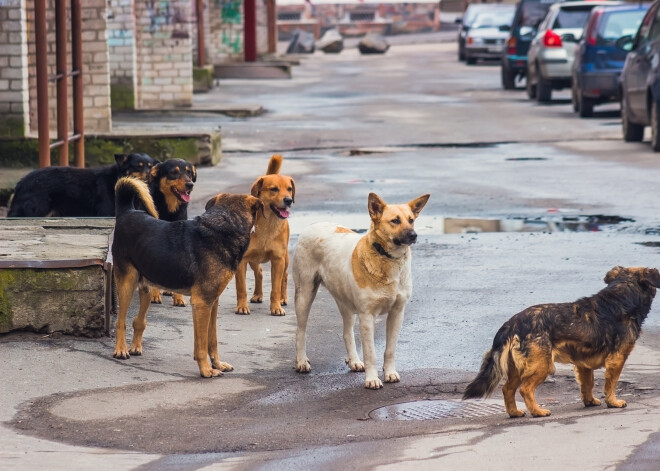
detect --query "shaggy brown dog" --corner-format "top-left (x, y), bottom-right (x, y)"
top-left (463, 266), bottom-right (660, 417)
top-left (234, 154), bottom-right (295, 316)
top-left (112, 177), bottom-right (262, 377)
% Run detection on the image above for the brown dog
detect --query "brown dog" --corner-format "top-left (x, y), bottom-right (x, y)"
top-left (112, 177), bottom-right (262, 377)
top-left (235, 154), bottom-right (295, 316)
top-left (463, 266), bottom-right (660, 417)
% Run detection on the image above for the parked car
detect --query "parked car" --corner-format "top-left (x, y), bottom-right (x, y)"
top-left (527, 1), bottom-right (618, 103)
top-left (501, 0), bottom-right (563, 90)
top-left (465, 7), bottom-right (516, 65)
top-left (457, 3), bottom-right (515, 62)
top-left (572, 4), bottom-right (648, 117)
top-left (618, 0), bottom-right (660, 150)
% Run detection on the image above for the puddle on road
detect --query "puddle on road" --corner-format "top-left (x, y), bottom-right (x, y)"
top-left (289, 213), bottom-right (634, 236)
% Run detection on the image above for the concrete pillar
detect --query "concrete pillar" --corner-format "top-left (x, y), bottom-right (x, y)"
top-left (208, 0), bottom-right (244, 64)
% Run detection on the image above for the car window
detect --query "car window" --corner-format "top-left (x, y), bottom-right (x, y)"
top-left (553, 7), bottom-right (594, 30)
top-left (648, 6), bottom-right (660, 42)
top-left (598, 10), bottom-right (647, 44)
top-left (636, 3), bottom-right (658, 43)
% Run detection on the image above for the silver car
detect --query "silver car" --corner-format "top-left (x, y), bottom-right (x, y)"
top-left (464, 7), bottom-right (516, 65)
top-left (526, 1), bottom-right (619, 102)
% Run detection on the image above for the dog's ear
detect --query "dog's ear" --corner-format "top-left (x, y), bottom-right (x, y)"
top-left (290, 178), bottom-right (295, 204)
top-left (247, 195), bottom-right (265, 218)
top-left (205, 194), bottom-right (224, 211)
top-left (605, 266), bottom-right (625, 284)
top-left (643, 268), bottom-right (660, 288)
top-left (149, 163), bottom-right (160, 182)
top-left (408, 194), bottom-right (430, 217)
top-left (190, 164), bottom-right (197, 183)
top-left (368, 193), bottom-right (386, 221)
top-left (251, 177), bottom-right (264, 197)
top-left (115, 154), bottom-right (129, 166)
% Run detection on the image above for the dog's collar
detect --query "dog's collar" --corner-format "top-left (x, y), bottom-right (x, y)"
top-left (372, 242), bottom-right (395, 259)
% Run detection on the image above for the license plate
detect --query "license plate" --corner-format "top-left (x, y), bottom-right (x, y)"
top-left (488, 46), bottom-right (501, 53)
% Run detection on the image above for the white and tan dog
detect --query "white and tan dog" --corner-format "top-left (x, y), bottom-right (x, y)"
top-left (292, 192), bottom-right (430, 389)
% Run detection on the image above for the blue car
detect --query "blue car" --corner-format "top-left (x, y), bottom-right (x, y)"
top-left (571, 3), bottom-right (649, 117)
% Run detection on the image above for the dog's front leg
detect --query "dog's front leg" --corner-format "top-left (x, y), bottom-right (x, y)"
top-left (383, 303), bottom-right (406, 383)
top-left (235, 259), bottom-right (251, 315)
top-left (208, 296), bottom-right (233, 373)
top-left (359, 313), bottom-right (382, 389)
top-left (269, 257), bottom-right (286, 316)
top-left (191, 296), bottom-right (221, 377)
top-left (280, 252), bottom-right (289, 306)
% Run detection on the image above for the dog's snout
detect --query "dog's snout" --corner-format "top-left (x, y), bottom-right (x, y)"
top-left (406, 230), bottom-right (417, 244)
top-left (185, 182), bottom-right (194, 190)
top-left (284, 197), bottom-right (293, 207)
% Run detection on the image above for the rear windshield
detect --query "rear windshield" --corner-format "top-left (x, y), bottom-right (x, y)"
top-left (553, 7), bottom-right (595, 30)
top-left (597, 9), bottom-right (646, 43)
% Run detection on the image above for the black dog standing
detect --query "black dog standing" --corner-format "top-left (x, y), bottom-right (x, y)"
top-left (7, 153), bottom-right (158, 217)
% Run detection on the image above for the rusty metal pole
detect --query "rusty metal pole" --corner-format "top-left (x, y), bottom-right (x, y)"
top-left (55, 0), bottom-right (69, 166)
top-left (244, 0), bottom-right (257, 62)
top-left (34, 0), bottom-right (50, 168)
top-left (196, 0), bottom-right (206, 67)
top-left (71, 0), bottom-right (84, 167)
top-left (266, 0), bottom-right (276, 54)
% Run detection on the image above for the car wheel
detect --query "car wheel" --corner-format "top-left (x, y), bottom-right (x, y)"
top-left (526, 68), bottom-right (537, 99)
top-left (466, 57), bottom-right (477, 65)
top-left (579, 94), bottom-right (594, 118)
top-left (537, 74), bottom-right (552, 103)
top-left (571, 80), bottom-right (579, 112)
top-left (652, 100), bottom-right (660, 151)
top-left (502, 64), bottom-right (516, 90)
top-left (621, 93), bottom-right (644, 142)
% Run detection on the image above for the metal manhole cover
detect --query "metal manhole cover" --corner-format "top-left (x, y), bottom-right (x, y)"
top-left (369, 400), bottom-right (504, 421)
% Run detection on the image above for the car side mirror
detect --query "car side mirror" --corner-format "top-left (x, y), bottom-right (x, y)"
top-left (499, 24), bottom-right (511, 32)
top-left (615, 34), bottom-right (635, 52)
top-left (561, 33), bottom-right (577, 43)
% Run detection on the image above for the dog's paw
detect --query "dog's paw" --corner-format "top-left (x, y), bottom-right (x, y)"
top-left (200, 368), bottom-right (224, 378)
top-left (531, 408), bottom-right (551, 417)
top-left (606, 399), bottom-right (627, 408)
top-left (296, 359), bottom-right (311, 373)
top-left (270, 305), bottom-right (286, 316)
top-left (172, 294), bottom-right (187, 307)
top-left (280, 297), bottom-right (288, 306)
top-left (584, 398), bottom-right (601, 407)
top-left (113, 349), bottom-right (130, 360)
top-left (250, 294), bottom-right (263, 303)
top-left (364, 378), bottom-right (383, 390)
top-left (507, 409), bottom-right (526, 418)
top-left (211, 360), bottom-right (234, 372)
top-left (151, 293), bottom-right (163, 304)
top-left (345, 358), bottom-right (365, 372)
top-left (128, 345), bottom-right (142, 356)
top-left (384, 371), bottom-right (400, 383)
top-left (235, 305), bottom-right (251, 315)
top-left (162, 291), bottom-right (173, 296)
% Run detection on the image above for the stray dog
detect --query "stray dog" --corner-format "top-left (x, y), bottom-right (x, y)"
top-left (8, 153), bottom-right (157, 217)
top-left (463, 266), bottom-right (660, 417)
top-left (112, 177), bottom-right (262, 377)
top-left (235, 154), bottom-right (294, 316)
top-left (293, 192), bottom-right (430, 389)
top-left (147, 159), bottom-right (197, 307)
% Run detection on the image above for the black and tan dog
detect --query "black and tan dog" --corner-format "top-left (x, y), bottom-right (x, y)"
top-left (147, 158), bottom-right (197, 307)
top-left (235, 154), bottom-right (294, 316)
top-left (112, 177), bottom-right (262, 377)
top-left (8, 153), bottom-right (157, 217)
top-left (463, 266), bottom-right (660, 417)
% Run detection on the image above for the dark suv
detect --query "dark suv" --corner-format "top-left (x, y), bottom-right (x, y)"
top-left (501, 0), bottom-right (563, 89)
top-left (619, 0), bottom-right (660, 150)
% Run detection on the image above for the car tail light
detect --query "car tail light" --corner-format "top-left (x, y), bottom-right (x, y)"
top-left (543, 29), bottom-right (563, 47)
top-left (507, 36), bottom-right (516, 55)
top-left (585, 10), bottom-right (603, 46)
top-left (467, 37), bottom-right (474, 46)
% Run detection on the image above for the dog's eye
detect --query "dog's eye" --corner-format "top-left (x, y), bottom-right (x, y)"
top-left (287, 187), bottom-right (292, 192)
top-left (391, 218), bottom-right (401, 225)
top-left (408, 217), bottom-right (414, 224)
top-left (270, 187), bottom-right (278, 192)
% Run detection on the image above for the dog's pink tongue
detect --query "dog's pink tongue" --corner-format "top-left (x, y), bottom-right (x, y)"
top-left (181, 192), bottom-right (191, 203)
top-left (277, 208), bottom-right (290, 218)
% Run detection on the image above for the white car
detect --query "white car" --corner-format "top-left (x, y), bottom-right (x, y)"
top-left (526, 1), bottom-right (619, 102)
top-left (465, 7), bottom-right (515, 65)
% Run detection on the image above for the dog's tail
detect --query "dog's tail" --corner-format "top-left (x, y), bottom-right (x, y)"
top-left (114, 177), bottom-right (158, 218)
top-left (266, 154), bottom-right (283, 175)
top-left (463, 323), bottom-right (516, 400)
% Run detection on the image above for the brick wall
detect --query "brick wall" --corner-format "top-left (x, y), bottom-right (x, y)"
top-left (0, 0), bottom-right (30, 138)
top-left (134, 0), bottom-right (193, 109)
top-left (24, 0), bottom-right (112, 134)
top-left (209, 0), bottom-right (243, 63)
top-left (107, 0), bottom-right (137, 110)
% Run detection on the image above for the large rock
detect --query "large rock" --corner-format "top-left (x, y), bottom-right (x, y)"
top-left (317, 29), bottom-right (344, 54)
top-left (286, 29), bottom-right (316, 54)
top-left (358, 33), bottom-right (390, 55)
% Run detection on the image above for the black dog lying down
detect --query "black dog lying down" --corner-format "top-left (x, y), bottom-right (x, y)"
top-left (8, 153), bottom-right (157, 217)
top-left (464, 266), bottom-right (660, 418)
top-left (112, 177), bottom-right (263, 377)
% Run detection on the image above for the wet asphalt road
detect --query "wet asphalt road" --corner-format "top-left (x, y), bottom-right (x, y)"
top-left (4, 40), bottom-right (660, 469)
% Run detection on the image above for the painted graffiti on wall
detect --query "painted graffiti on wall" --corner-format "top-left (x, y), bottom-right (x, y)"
top-left (218, 0), bottom-right (242, 25)
top-left (214, 0), bottom-right (243, 56)
top-left (145, 0), bottom-right (190, 38)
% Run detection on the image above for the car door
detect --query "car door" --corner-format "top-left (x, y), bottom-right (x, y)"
top-left (625, 3), bottom-right (660, 121)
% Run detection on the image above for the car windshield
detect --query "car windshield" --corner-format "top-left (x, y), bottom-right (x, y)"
top-left (553, 7), bottom-right (594, 30)
top-left (597, 9), bottom-right (647, 44)
top-left (464, 6), bottom-right (508, 26)
top-left (472, 11), bottom-right (514, 28)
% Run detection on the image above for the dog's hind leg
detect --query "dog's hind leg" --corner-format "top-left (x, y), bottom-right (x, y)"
top-left (208, 296), bottom-right (233, 373)
top-left (113, 266), bottom-right (139, 360)
top-left (191, 294), bottom-right (221, 378)
top-left (338, 302), bottom-right (364, 372)
top-left (383, 302), bottom-right (406, 383)
top-left (574, 366), bottom-right (601, 407)
top-left (249, 261), bottom-right (264, 304)
top-left (359, 312), bottom-right (383, 390)
top-left (294, 273), bottom-right (321, 373)
top-left (604, 349), bottom-right (632, 408)
top-left (128, 284), bottom-right (152, 356)
top-left (503, 356), bottom-right (525, 417)
top-left (519, 344), bottom-right (552, 417)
